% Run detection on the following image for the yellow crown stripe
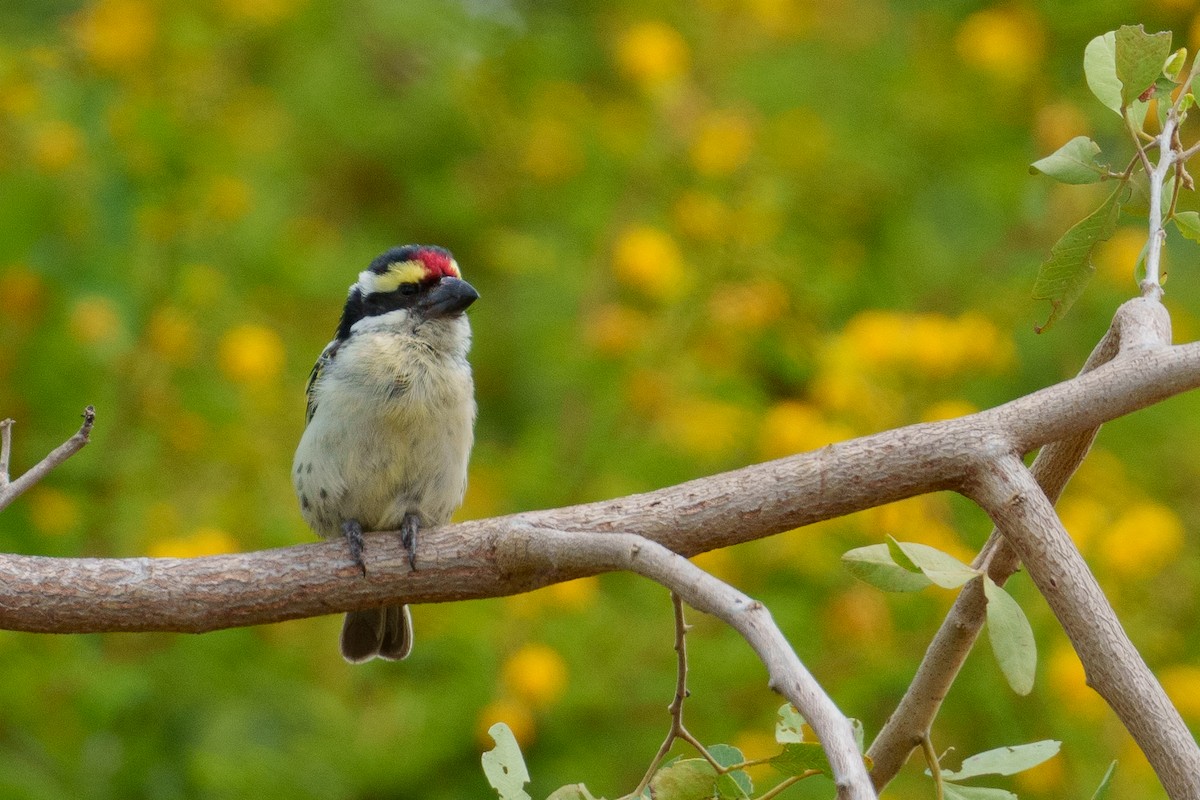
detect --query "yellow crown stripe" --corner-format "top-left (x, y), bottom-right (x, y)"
top-left (359, 260), bottom-right (428, 294)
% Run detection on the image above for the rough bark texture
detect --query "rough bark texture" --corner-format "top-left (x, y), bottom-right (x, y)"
top-left (2, 298), bottom-right (1199, 798)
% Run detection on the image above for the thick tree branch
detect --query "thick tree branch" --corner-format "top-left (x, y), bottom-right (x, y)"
top-left (967, 455), bottom-right (1200, 800)
top-left (0, 406), bottom-right (95, 512)
top-left (2, 322), bottom-right (1199, 633)
top-left (866, 298), bottom-right (1168, 788)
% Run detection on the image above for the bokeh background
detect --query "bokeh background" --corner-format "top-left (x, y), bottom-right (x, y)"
top-left (3, 1), bottom-right (1200, 798)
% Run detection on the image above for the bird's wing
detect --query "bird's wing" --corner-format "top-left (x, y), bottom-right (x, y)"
top-left (304, 338), bottom-right (341, 426)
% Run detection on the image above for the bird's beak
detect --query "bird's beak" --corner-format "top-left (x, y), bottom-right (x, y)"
top-left (419, 276), bottom-right (479, 319)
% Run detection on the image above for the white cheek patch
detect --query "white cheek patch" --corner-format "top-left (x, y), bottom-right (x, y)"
top-left (350, 308), bottom-right (411, 334)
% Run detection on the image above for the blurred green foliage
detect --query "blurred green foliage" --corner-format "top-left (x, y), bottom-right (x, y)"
top-left (3, 1), bottom-right (1200, 798)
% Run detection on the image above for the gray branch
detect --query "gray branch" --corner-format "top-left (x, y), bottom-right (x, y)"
top-left (2, 299), bottom-right (1200, 796)
top-left (0, 406), bottom-right (95, 512)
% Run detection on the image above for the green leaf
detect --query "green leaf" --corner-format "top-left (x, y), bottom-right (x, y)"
top-left (940, 740), bottom-right (1061, 780)
top-left (1115, 25), bottom-right (1172, 106)
top-left (1165, 47), bottom-right (1188, 81)
top-left (482, 723), bottom-right (532, 800)
top-left (983, 578), bottom-right (1037, 695)
top-left (885, 535), bottom-right (921, 572)
top-left (648, 759), bottom-right (717, 800)
top-left (775, 703), bottom-right (806, 744)
top-left (708, 744), bottom-right (752, 799)
top-left (1090, 761), bottom-right (1118, 800)
top-left (849, 718), bottom-right (865, 754)
top-left (890, 540), bottom-right (979, 589)
top-left (942, 784), bottom-right (1018, 800)
top-left (1029, 136), bottom-right (1107, 184)
top-left (770, 743), bottom-right (830, 776)
top-left (1174, 211), bottom-right (1200, 243)
top-left (547, 785), bottom-right (602, 800)
top-left (842, 544), bottom-right (934, 592)
top-left (1084, 32), bottom-right (1123, 114)
top-left (1032, 184), bottom-right (1126, 332)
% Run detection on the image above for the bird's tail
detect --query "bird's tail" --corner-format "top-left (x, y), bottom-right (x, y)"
top-left (340, 605), bottom-right (413, 663)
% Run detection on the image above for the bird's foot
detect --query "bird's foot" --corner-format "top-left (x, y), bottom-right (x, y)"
top-left (400, 512), bottom-right (419, 571)
top-left (341, 519), bottom-right (367, 577)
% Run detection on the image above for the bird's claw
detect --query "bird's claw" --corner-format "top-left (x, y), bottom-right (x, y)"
top-left (400, 512), bottom-right (419, 571)
top-left (342, 519), bottom-right (367, 577)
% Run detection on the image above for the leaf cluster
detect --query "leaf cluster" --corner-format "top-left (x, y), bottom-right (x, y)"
top-left (1030, 25), bottom-right (1200, 329)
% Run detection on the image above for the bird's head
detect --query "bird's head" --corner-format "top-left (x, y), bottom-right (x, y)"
top-left (337, 245), bottom-right (479, 340)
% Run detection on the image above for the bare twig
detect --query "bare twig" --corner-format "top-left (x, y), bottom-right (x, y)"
top-left (1142, 107), bottom-right (1180, 296)
top-left (0, 407), bottom-right (95, 513)
top-left (0, 418), bottom-right (13, 488)
top-left (920, 735), bottom-right (945, 800)
top-left (494, 526), bottom-right (875, 800)
top-left (625, 593), bottom-right (719, 799)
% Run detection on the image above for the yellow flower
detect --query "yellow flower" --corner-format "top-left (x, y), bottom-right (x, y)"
top-left (218, 323), bottom-right (285, 385)
top-left (69, 295), bottom-right (123, 346)
top-left (147, 308), bottom-right (197, 365)
top-left (521, 117), bottom-right (584, 183)
top-left (1094, 227), bottom-right (1146, 290)
top-left (1056, 495), bottom-right (1108, 554)
top-left (612, 225), bottom-right (686, 301)
top-left (1046, 643), bottom-right (1107, 719)
top-left (690, 110), bottom-right (755, 177)
top-left (1097, 502), bottom-right (1184, 578)
top-left (476, 699), bottom-right (536, 749)
top-left (658, 396), bottom-right (750, 459)
top-left (1012, 754), bottom-right (1065, 796)
top-left (731, 729), bottom-right (779, 782)
top-left (1160, 664), bottom-right (1200, 720)
top-left (921, 399), bottom-right (977, 422)
top-left (502, 644), bottom-right (568, 709)
top-left (615, 21), bottom-right (689, 89)
top-left (148, 527), bottom-right (237, 558)
top-left (73, 0), bottom-right (157, 71)
top-left (543, 577), bottom-right (599, 610)
top-left (28, 486), bottom-right (80, 535)
top-left (757, 400), bottom-right (852, 460)
top-left (954, 7), bottom-right (1045, 83)
top-left (692, 548), bottom-right (738, 582)
top-left (31, 121), bottom-right (83, 172)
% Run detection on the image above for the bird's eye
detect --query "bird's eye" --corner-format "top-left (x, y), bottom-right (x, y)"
top-left (398, 283), bottom-right (419, 296)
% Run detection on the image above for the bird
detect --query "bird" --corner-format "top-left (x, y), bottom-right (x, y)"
top-left (292, 244), bottom-right (478, 662)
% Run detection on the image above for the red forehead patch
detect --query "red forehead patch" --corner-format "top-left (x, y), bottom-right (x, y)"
top-left (418, 248), bottom-right (459, 279)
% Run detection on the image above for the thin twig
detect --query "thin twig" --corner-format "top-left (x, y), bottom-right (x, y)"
top-left (758, 774), bottom-right (812, 800)
top-left (625, 592), bottom-right (720, 799)
top-left (0, 407), bottom-right (96, 513)
top-left (0, 418), bottom-right (13, 489)
top-left (499, 528), bottom-right (877, 800)
top-left (920, 734), bottom-right (945, 800)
